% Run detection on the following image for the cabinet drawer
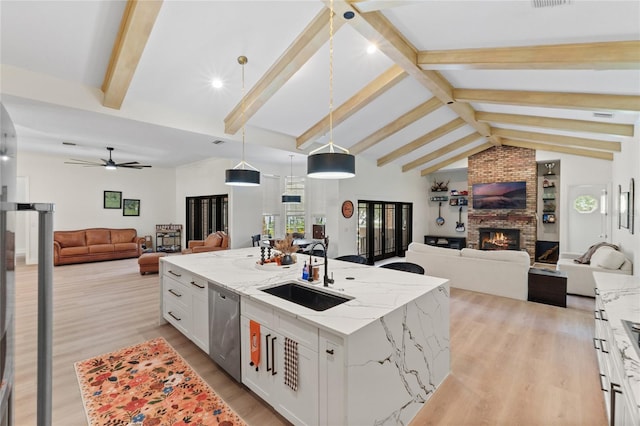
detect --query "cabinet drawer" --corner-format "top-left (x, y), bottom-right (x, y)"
top-left (277, 312), bottom-right (318, 351)
top-left (241, 298), bottom-right (275, 328)
top-left (164, 265), bottom-right (191, 286)
top-left (163, 276), bottom-right (190, 310)
top-left (163, 298), bottom-right (191, 336)
top-left (188, 276), bottom-right (207, 294)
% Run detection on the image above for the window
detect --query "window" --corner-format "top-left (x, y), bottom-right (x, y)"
top-left (185, 194), bottom-right (228, 241)
top-left (285, 176), bottom-right (305, 235)
top-left (573, 194), bottom-right (598, 214)
top-left (358, 200), bottom-right (412, 263)
top-left (262, 175), bottom-right (281, 238)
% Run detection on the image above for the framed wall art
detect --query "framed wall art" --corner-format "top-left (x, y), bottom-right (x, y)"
top-left (123, 199), bottom-right (140, 216)
top-left (103, 190), bottom-right (122, 209)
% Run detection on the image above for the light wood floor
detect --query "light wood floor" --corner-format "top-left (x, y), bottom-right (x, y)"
top-left (13, 258), bottom-right (607, 425)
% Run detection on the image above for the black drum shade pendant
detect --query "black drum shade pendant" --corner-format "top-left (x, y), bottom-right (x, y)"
top-left (307, 152), bottom-right (355, 179)
top-left (225, 55), bottom-right (260, 187)
top-left (226, 168), bottom-right (260, 186)
top-left (306, 0), bottom-right (355, 180)
top-left (282, 155), bottom-right (302, 203)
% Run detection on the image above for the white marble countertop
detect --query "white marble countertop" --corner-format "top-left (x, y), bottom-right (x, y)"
top-left (161, 248), bottom-right (449, 337)
top-left (593, 272), bottom-right (640, 410)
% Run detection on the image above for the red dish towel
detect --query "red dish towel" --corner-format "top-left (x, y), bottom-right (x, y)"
top-left (284, 337), bottom-right (298, 391)
top-left (250, 320), bottom-right (260, 370)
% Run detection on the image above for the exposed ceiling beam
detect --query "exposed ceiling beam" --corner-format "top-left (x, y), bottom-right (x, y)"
top-left (102, 0), bottom-right (163, 109)
top-left (402, 132), bottom-right (482, 172)
top-left (377, 117), bottom-right (466, 166)
top-left (420, 142), bottom-right (494, 176)
top-left (225, 8), bottom-right (344, 135)
top-left (332, 1), bottom-right (495, 144)
top-left (476, 111), bottom-right (635, 137)
top-left (417, 41), bottom-right (640, 70)
top-left (349, 97), bottom-right (442, 155)
top-left (351, 0), bottom-right (417, 13)
top-left (454, 89), bottom-right (640, 112)
top-left (296, 64), bottom-right (407, 149)
top-left (501, 138), bottom-right (614, 161)
top-left (492, 128), bottom-right (622, 152)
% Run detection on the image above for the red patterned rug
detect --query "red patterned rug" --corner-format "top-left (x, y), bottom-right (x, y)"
top-left (74, 337), bottom-right (247, 426)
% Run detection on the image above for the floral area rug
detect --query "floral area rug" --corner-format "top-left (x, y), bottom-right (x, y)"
top-left (74, 337), bottom-right (247, 426)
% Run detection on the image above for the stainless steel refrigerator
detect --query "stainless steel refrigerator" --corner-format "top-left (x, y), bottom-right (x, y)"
top-left (1, 102), bottom-right (54, 426)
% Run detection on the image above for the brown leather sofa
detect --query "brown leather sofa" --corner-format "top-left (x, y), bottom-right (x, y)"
top-left (182, 231), bottom-right (229, 254)
top-left (54, 228), bottom-right (144, 266)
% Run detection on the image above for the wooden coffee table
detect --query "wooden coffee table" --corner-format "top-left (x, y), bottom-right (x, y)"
top-left (528, 267), bottom-right (567, 308)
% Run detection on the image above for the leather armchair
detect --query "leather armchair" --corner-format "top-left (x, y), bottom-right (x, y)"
top-left (182, 231), bottom-right (229, 254)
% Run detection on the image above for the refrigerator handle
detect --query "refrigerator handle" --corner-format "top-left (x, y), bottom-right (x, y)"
top-left (18, 203), bottom-right (54, 426)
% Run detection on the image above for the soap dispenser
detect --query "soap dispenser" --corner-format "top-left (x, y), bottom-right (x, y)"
top-left (302, 261), bottom-right (309, 280)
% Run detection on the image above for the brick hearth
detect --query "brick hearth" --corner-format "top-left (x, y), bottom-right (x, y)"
top-left (467, 146), bottom-right (537, 263)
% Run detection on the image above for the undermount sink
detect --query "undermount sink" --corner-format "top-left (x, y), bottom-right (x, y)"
top-left (260, 281), bottom-right (352, 311)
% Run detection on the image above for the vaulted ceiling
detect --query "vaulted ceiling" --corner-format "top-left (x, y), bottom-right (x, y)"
top-left (1, 0), bottom-right (638, 172)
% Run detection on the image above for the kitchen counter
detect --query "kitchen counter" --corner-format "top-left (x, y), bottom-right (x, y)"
top-left (160, 247), bottom-right (450, 425)
top-left (160, 247), bottom-right (448, 337)
top-left (593, 272), bottom-right (640, 422)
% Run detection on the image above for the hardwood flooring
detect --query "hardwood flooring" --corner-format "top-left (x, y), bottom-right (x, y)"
top-left (13, 257), bottom-right (606, 425)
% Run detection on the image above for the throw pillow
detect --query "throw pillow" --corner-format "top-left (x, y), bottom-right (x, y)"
top-left (591, 247), bottom-right (626, 270)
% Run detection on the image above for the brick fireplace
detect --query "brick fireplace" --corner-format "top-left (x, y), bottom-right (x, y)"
top-left (468, 146), bottom-right (537, 263)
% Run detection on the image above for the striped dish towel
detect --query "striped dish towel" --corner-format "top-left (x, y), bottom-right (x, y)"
top-left (284, 337), bottom-right (298, 391)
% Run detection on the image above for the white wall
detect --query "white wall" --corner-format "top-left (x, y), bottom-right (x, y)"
top-left (336, 157), bottom-right (430, 257)
top-left (610, 124), bottom-right (640, 274)
top-left (17, 151), bottom-right (176, 259)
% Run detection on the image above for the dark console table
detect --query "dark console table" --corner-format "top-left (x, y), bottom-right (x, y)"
top-left (528, 267), bottom-right (567, 308)
top-left (424, 235), bottom-right (466, 250)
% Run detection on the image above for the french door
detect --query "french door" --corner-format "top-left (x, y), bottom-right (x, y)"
top-left (358, 200), bottom-right (412, 264)
top-left (186, 194), bottom-right (228, 242)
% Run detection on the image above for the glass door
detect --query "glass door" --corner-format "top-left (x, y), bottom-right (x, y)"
top-left (358, 201), bottom-right (413, 263)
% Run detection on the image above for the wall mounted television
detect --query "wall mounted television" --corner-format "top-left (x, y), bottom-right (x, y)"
top-left (472, 181), bottom-right (527, 209)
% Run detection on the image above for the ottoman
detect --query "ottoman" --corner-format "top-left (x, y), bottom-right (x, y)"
top-left (138, 252), bottom-right (166, 275)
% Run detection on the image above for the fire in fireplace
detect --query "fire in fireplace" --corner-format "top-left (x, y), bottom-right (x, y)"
top-left (479, 228), bottom-right (520, 250)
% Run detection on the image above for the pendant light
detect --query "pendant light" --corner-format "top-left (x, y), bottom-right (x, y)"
top-left (307, 0), bottom-right (355, 179)
top-left (282, 155), bottom-right (302, 203)
top-left (225, 55), bottom-right (260, 186)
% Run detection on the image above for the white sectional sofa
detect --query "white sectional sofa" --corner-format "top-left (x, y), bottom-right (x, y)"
top-left (406, 242), bottom-right (531, 301)
top-left (556, 246), bottom-right (633, 297)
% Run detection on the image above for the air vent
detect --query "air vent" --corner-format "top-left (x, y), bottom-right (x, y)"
top-left (593, 112), bottom-right (614, 119)
top-left (212, 140), bottom-right (225, 145)
top-left (62, 141), bottom-right (77, 146)
top-left (531, 0), bottom-right (571, 7)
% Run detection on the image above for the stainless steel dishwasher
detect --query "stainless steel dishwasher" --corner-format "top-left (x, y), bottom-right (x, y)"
top-left (208, 282), bottom-right (241, 382)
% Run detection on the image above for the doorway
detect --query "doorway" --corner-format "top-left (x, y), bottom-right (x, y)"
top-left (357, 200), bottom-right (412, 264)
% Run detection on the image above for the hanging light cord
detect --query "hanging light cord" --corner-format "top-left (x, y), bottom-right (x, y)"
top-left (234, 56), bottom-right (258, 171)
top-left (309, 0), bottom-right (350, 157)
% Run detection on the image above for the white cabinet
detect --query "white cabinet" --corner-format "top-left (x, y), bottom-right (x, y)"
top-left (594, 288), bottom-right (638, 426)
top-left (241, 298), bottom-right (328, 426)
top-left (161, 264), bottom-right (209, 353)
top-left (319, 329), bottom-right (345, 426)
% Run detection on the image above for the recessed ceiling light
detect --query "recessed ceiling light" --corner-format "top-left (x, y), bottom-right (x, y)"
top-left (211, 78), bottom-right (223, 89)
top-left (366, 44), bottom-right (377, 55)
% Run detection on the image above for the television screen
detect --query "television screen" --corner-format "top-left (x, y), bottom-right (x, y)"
top-left (472, 181), bottom-right (526, 209)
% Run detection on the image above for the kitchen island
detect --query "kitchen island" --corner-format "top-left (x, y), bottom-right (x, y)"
top-left (159, 248), bottom-right (450, 425)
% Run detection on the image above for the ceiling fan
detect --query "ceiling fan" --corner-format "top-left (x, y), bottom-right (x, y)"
top-left (65, 147), bottom-right (152, 170)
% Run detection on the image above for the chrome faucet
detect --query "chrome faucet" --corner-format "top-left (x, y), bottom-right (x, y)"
top-left (308, 238), bottom-right (333, 287)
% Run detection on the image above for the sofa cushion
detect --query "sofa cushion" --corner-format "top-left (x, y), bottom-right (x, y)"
top-left (55, 230), bottom-right (86, 248)
top-left (89, 244), bottom-right (115, 254)
top-left (86, 229), bottom-right (111, 245)
top-left (591, 246), bottom-right (626, 270)
top-left (461, 248), bottom-right (530, 265)
top-left (205, 232), bottom-right (223, 247)
top-left (60, 246), bottom-right (89, 256)
top-left (408, 242), bottom-right (460, 257)
top-left (114, 242), bottom-right (137, 252)
top-left (220, 231), bottom-right (229, 249)
top-left (111, 229), bottom-right (136, 244)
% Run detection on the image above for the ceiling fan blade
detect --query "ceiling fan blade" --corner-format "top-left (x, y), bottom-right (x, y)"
top-left (115, 161), bottom-right (140, 166)
top-left (65, 159), bottom-right (103, 166)
top-left (119, 164), bottom-right (152, 169)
